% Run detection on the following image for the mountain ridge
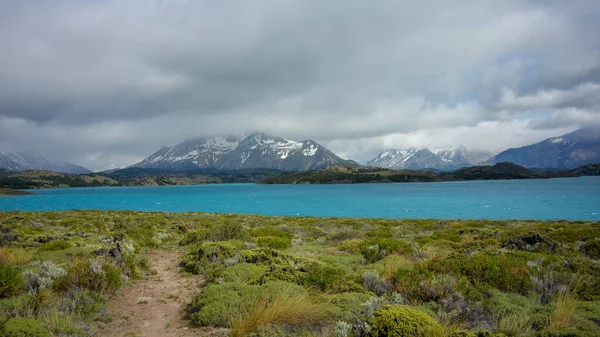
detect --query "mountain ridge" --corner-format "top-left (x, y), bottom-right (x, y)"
top-left (132, 132), bottom-right (358, 171)
top-left (483, 127), bottom-right (600, 169)
top-left (0, 152), bottom-right (91, 174)
top-left (367, 145), bottom-right (495, 171)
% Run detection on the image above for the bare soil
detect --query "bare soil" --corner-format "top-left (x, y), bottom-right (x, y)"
top-left (99, 250), bottom-right (213, 337)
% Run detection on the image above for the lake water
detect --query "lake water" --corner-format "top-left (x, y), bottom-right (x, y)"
top-left (1, 177), bottom-right (599, 220)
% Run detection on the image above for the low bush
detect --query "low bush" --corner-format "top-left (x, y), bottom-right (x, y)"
top-left (360, 238), bottom-right (414, 263)
top-left (67, 259), bottom-right (122, 294)
top-left (368, 304), bottom-right (442, 337)
top-left (255, 236), bottom-right (293, 249)
top-left (0, 317), bottom-right (52, 337)
top-left (23, 261), bottom-right (67, 295)
top-left (0, 264), bottom-right (23, 299)
top-left (302, 264), bottom-right (362, 293)
top-left (427, 251), bottom-right (534, 294)
top-left (579, 240), bottom-right (600, 259)
top-left (248, 227), bottom-right (292, 239)
top-left (187, 281), bottom-right (304, 327)
top-left (37, 240), bottom-right (74, 252)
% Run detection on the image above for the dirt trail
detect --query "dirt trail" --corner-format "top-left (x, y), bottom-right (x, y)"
top-left (100, 250), bottom-right (203, 337)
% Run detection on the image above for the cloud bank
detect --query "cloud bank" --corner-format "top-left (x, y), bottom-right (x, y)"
top-left (0, 0), bottom-right (599, 170)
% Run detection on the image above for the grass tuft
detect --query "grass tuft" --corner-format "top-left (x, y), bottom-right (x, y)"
top-left (0, 247), bottom-right (34, 265)
top-left (546, 290), bottom-right (578, 331)
top-left (230, 291), bottom-right (329, 337)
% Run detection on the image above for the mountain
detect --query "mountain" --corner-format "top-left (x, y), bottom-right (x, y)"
top-left (367, 146), bottom-right (495, 171)
top-left (0, 152), bottom-right (91, 174)
top-left (132, 133), bottom-right (358, 171)
top-left (133, 135), bottom-right (243, 170)
top-left (483, 128), bottom-right (600, 169)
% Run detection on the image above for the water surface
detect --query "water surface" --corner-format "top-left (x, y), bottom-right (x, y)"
top-left (1, 177), bottom-right (599, 220)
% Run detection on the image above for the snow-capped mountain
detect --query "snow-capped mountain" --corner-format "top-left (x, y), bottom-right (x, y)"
top-left (483, 128), bottom-right (600, 169)
top-left (0, 152), bottom-right (91, 174)
top-left (133, 136), bottom-right (243, 170)
top-left (132, 133), bottom-right (358, 171)
top-left (367, 146), bottom-right (495, 171)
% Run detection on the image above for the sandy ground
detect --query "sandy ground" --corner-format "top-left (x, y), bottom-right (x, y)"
top-left (99, 250), bottom-right (211, 337)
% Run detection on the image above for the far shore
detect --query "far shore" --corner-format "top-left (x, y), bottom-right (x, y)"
top-left (0, 188), bottom-right (32, 196)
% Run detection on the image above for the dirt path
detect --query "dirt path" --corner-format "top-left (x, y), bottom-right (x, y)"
top-left (100, 250), bottom-right (204, 337)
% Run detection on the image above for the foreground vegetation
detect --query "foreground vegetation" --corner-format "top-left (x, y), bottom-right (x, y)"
top-left (0, 211), bottom-right (599, 336)
top-left (261, 163), bottom-right (600, 184)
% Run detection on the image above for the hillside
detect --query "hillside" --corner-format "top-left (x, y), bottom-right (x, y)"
top-left (484, 128), bottom-right (600, 169)
top-left (0, 152), bottom-right (91, 174)
top-left (260, 162), bottom-right (598, 184)
top-left (0, 168), bottom-right (281, 189)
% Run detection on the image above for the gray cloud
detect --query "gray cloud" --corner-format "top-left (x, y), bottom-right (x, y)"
top-left (0, 0), bottom-right (599, 170)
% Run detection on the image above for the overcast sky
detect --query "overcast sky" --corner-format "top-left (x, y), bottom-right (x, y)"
top-left (1, 0), bottom-right (600, 171)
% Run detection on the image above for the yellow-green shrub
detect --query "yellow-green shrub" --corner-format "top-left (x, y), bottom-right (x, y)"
top-left (368, 305), bottom-right (442, 336)
top-left (0, 317), bottom-right (51, 337)
top-left (0, 264), bottom-right (23, 298)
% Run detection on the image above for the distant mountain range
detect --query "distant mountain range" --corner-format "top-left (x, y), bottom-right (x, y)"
top-left (483, 128), bottom-right (600, 169)
top-left (367, 146), bottom-right (495, 171)
top-left (132, 132), bottom-right (358, 171)
top-left (1, 128), bottom-right (599, 174)
top-left (0, 152), bottom-right (91, 174)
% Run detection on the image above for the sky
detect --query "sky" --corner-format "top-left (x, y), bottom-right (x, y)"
top-left (1, 0), bottom-right (600, 171)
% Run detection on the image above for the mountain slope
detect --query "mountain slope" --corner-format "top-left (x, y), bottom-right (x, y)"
top-left (0, 152), bottom-right (91, 174)
top-left (132, 133), bottom-right (358, 171)
top-left (484, 128), bottom-right (600, 169)
top-left (132, 136), bottom-right (242, 170)
top-left (367, 146), bottom-right (494, 171)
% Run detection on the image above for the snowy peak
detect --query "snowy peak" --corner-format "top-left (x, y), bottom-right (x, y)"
top-left (367, 146), bottom-right (494, 171)
top-left (134, 135), bottom-right (243, 170)
top-left (0, 152), bottom-right (91, 174)
top-left (132, 133), bottom-right (357, 171)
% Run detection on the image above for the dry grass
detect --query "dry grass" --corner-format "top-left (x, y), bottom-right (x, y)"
top-left (0, 247), bottom-right (34, 265)
top-left (379, 255), bottom-right (412, 281)
top-left (495, 313), bottom-right (534, 337)
top-left (546, 290), bottom-right (578, 330)
top-left (230, 291), bottom-right (330, 337)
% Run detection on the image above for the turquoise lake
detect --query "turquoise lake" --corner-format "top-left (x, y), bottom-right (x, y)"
top-left (1, 177), bottom-right (599, 220)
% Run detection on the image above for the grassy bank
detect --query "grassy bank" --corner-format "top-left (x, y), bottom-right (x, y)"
top-left (1, 211), bottom-right (599, 336)
top-left (0, 188), bottom-right (32, 196)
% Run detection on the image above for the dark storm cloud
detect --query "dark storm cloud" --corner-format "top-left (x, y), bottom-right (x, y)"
top-left (0, 0), bottom-right (599, 169)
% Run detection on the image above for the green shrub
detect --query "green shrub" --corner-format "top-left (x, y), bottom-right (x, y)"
top-left (179, 230), bottom-right (208, 245)
top-left (302, 264), bottom-right (362, 293)
top-left (187, 281), bottom-right (303, 327)
top-left (0, 264), bottom-right (23, 298)
top-left (360, 239), bottom-right (414, 263)
top-left (366, 227), bottom-right (394, 239)
top-left (534, 331), bottom-right (585, 337)
top-left (220, 263), bottom-right (267, 283)
top-left (0, 317), bottom-right (51, 337)
top-left (580, 240), bottom-right (600, 259)
top-left (68, 260), bottom-right (122, 294)
top-left (255, 236), bottom-right (292, 249)
top-left (427, 251), bottom-right (533, 294)
top-left (181, 240), bottom-right (242, 274)
top-left (248, 227), bottom-right (292, 239)
top-left (240, 249), bottom-right (320, 285)
top-left (37, 240), bottom-right (73, 252)
top-left (368, 305), bottom-right (441, 336)
top-left (69, 288), bottom-right (106, 319)
top-left (209, 222), bottom-right (247, 241)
